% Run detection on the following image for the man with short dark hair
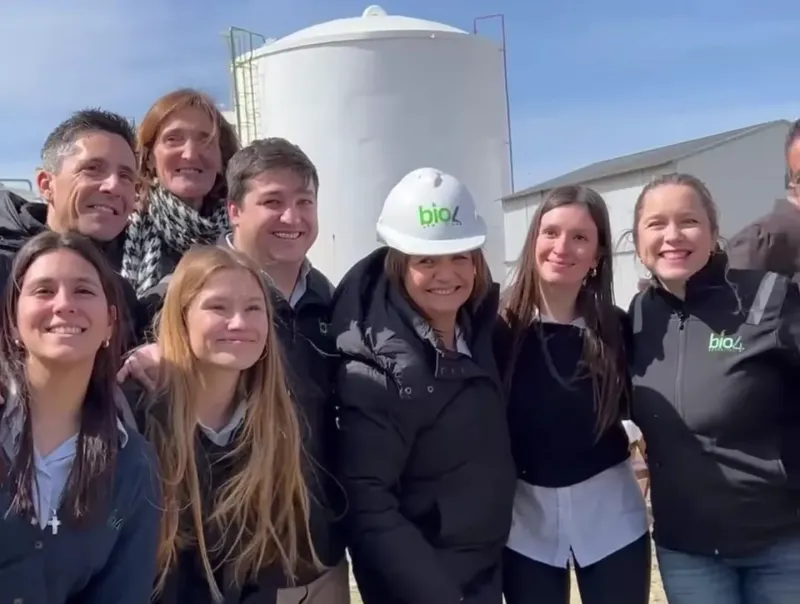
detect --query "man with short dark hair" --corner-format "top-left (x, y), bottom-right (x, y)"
top-left (727, 120), bottom-right (800, 278)
top-left (225, 137), bottom-right (348, 604)
top-left (225, 137), bottom-right (322, 299)
top-left (0, 109), bottom-right (146, 344)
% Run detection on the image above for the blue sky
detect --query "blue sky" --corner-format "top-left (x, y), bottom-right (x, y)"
top-left (1, 0), bottom-right (798, 193)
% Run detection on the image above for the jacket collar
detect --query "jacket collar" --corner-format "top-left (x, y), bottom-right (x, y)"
top-left (651, 250), bottom-right (729, 307)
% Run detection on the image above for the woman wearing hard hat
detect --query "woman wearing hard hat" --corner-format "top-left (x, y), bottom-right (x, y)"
top-left (495, 185), bottom-right (651, 604)
top-left (330, 168), bottom-right (516, 604)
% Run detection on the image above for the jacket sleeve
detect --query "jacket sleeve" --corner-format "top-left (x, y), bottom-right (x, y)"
top-left (777, 280), bottom-right (800, 367)
top-left (727, 222), bottom-right (799, 276)
top-left (727, 223), bottom-right (770, 270)
top-left (77, 444), bottom-right (162, 604)
top-left (337, 360), bottom-right (464, 604)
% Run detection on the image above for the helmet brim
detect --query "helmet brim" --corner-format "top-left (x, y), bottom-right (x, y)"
top-left (377, 223), bottom-right (486, 256)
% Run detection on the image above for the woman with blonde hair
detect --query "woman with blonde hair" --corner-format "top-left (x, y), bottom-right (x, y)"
top-left (124, 244), bottom-right (319, 604)
top-left (121, 88), bottom-right (240, 299)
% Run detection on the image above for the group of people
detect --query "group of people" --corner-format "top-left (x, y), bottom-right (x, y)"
top-left (0, 86), bottom-right (798, 604)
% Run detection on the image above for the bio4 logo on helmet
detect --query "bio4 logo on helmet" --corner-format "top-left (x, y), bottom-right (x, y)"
top-left (707, 330), bottom-right (745, 353)
top-left (418, 203), bottom-right (462, 228)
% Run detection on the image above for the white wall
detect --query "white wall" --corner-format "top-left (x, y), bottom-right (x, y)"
top-left (676, 121), bottom-right (790, 239)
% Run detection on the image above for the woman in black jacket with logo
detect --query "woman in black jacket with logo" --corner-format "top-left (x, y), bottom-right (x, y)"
top-left (628, 173), bottom-right (800, 604)
top-left (333, 168), bottom-right (516, 604)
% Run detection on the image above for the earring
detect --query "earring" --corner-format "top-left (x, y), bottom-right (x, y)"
top-left (13, 339), bottom-right (21, 348)
top-left (590, 267), bottom-right (597, 278)
top-left (102, 339), bottom-right (110, 348)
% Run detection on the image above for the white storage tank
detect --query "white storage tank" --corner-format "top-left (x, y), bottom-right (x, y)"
top-left (255, 5), bottom-right (511, 283)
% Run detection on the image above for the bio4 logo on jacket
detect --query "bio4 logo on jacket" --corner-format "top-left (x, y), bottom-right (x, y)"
top-left (707, 330), bottom-right (745, 353)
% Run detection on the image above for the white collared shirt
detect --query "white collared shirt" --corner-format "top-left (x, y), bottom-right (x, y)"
top-left (507, 460), bottom-right (649, 568)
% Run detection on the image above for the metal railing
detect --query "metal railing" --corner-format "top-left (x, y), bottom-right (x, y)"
top-left (225, 26), bottom-right (270, 144)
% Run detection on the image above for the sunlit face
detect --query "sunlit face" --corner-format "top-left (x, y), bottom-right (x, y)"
top-left (228, 168), bottom-right (319, 266)
top-left (788, 138), bottom-right (800, 195)
top-left (534, 204), bottom-right (599, 287)
top-left (185, 268), bottom-right (269, 371)
top-left (151, 106), bottom-right (223, 207)
top-left (36, 132), bottom-right (137, 241)
top-left (16, 249), bottom-right (114, 366)
top-left (636, 184), bottom-right (714, 286)
top-left (404, 253), bottom-right (475, 319)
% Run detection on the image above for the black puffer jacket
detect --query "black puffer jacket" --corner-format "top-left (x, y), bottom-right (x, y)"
top-left (332, 247), bottom-right (516, 604)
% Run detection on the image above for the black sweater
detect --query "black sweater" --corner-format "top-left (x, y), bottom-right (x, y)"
top-left (495, 317), bottom-right (630, 488)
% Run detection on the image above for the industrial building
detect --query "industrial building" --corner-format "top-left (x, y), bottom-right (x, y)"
top-left (224, 5), bottom-right (512, 284)
top-left (501, 120), bottom-right (792, 307)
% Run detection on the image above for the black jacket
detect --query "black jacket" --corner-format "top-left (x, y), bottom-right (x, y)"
top-left (0, 190), bottom-right (149, 346)
top-left (268, 264), bottom-right (346, 577)
top-left (628, 253), bottom-right (800, 556)
top-left (141, 237), bottom-right (347, 584)
top-left (727, 197), bottom-right (800, 280)
top-left (331, 247), bottom-right (516, 604)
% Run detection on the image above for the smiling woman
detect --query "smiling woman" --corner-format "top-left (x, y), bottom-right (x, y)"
top-left (122, 244), bottom-right (319, 604)
top-left (121, 88), bottom-right (240, 298)
top-left (0, 230), bottom-right (161, 604)
top-left (331, 168), bottom-right (516, 604)
top-left (497, 185), bottom-right (650, 604)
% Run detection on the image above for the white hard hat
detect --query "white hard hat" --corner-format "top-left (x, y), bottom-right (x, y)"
top-left (376, 168), bottom-right (487, 256)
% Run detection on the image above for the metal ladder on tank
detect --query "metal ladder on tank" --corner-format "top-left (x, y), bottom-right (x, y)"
top-left (225, 27), bottom-right (275, 145)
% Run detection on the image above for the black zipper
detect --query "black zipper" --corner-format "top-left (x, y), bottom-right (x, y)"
top-left (675, 310), bottom-right (687, 414)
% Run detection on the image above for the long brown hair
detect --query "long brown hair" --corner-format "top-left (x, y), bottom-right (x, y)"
top-left (500, 185), bottom-right (627, 435)
top-left (147, 245), bottom-right (318, 600)
top-left (137, 88), bottom-right (240, 206)
top-left (0, 231), bottom-right (125, 525)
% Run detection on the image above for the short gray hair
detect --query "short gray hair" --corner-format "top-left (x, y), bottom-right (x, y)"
top-left (41, 109), bottom-right (135, 173)
top-left (226, 138), bottom-right (319, 205)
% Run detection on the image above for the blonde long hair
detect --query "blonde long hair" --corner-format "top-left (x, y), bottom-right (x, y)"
top-left (147, 245), bottom-right (318, 600)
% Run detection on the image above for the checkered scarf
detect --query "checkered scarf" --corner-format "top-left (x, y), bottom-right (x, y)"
top-left (121, 186), bottom-right (228, 297)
